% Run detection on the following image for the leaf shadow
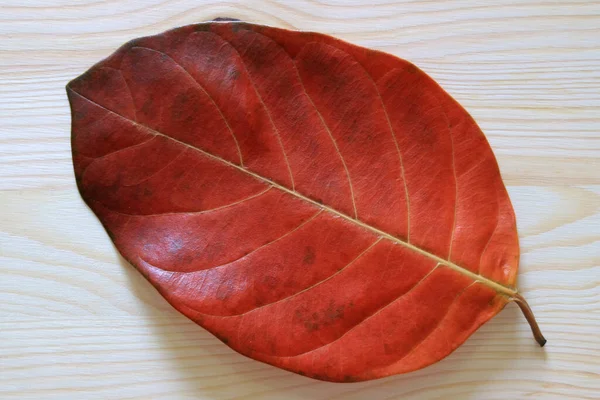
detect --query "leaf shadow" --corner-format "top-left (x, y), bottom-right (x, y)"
top-left (119, 255), bottom-right (547, 399)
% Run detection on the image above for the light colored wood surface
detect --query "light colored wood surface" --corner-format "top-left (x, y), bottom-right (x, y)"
top-left (1, 1), bottom-right (599, 399)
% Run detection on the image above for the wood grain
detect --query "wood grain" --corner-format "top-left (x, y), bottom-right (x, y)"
top-left (1, 1), bottom-right (598, 398)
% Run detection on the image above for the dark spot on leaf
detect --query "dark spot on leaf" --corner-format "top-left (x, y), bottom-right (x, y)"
top-left (171, 91), bottom-right (191, 121)
top-left (303, 246), bottom-right (316, 265)
top-left (93, 69), bottom-right (111, 86)
top-left (73, 110), bottom-right (86, 121)
top-left (345, 117), bottom-right (361, 143)
top-left (179, 253), bottom-right (195, 266)
top-left (385, 78), bottom-right (398, 91)
top-left (418, 127), bottom-right (437, 146)
top-left (140, 98), bottom-right (153, 116)
top-left (304, 321), bottom-right (319, 332)
top-left (325, 302), bottom-right (345, 321)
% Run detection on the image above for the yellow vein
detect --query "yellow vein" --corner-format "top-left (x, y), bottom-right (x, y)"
top-left (172, 237), bottom-right (382, 319)
top-left (270, 39), bottom-right (359, 219)
top-left (214, 35), bottom-right (295, 189)
top-left (268, 262), bottom-right (442, 358)
top-left (211, 209), bottom-right (323, 272)
top-left (296, 73), bottom-right (359, 219)
top-left (241, 29), bottom-right (358, 218)
top-left (95, 186), bottom-right (273, 218)
top-left (238, 237), bottom-right (381, 317)
top-left (377, 281), bottom-right (479, 370)
top-left (122, 147), bottom-right (187, 187)
top-left (146, 209), bottom-right (324, 275)
top-left (133, 46), bottom-right (244, 167)
top-left (84, 135), bottom-right (155, 164)
top-left (364, 69), bottom-right (411, 242)
top-left (447, 114), bottom-right (459, 261)
top-left (79, 136), bottom-right (156, 181)
top-left (68, 88), bottom-right (518, 298)
top-left (477, 209), bottom-right (500, 275)
top-left (103, 67), bottom-right (138, 122)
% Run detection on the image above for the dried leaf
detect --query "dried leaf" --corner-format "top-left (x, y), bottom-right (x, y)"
top-left (67, 22), bottom-right (544, 382)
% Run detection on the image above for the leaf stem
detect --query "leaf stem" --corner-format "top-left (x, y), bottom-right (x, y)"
top-left (511, 293), bottom-right (546, 347)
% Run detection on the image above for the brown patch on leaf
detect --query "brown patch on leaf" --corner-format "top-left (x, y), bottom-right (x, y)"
top-left (303, 246), bottom-right (316, 265)
top-left (325, 302), bottom-right (345, 321)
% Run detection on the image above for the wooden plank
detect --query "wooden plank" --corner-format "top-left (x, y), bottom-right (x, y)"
top-left (1, 1), bottom-right (599, 398)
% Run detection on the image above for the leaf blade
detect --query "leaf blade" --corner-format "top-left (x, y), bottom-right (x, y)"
top-left (68, 22), bottom-right (533, 382)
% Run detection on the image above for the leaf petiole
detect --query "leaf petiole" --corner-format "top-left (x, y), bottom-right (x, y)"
top-left (511, 293), bottom-right (547, 347)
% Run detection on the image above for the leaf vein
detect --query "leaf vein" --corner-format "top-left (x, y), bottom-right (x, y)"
top-left (132, 46), bottom-right (245, 167)
top-left (448, 114), bottom-right (459, 260)
top-left (144, 209), bottom-right (323, 274)
top-left (67, 86), bottom-right (517, 297)
top-left (374, 281), bottom-right (479, 372)
top-left (478, 205), bottom-right (501, 275)
top-left (236, 237), bottom-right (381, 316)
top-left (142, 236), bottom-right (381, 318)
top-left (103, 66), bottom-right (138, 122)
top-left (94, 186), bottom-right (273, 218)
top-left (266, 262), bottom-right (442, 359)
top-left (243, 31), bottom-right (358, 218)
top-left (365, 69), bottom-right (411, 242)
top-left (212, 35), bottom-right (296, 189)
top-left (79, 136), bottom-right (156, 182)
top-left (122, 148), bottom-right (187, 187)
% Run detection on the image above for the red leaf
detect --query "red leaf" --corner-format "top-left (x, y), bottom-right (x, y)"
top-left (67, 22), bottom-right (545, 382)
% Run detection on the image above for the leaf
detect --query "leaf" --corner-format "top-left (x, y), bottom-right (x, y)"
top-left (67, 21), bottom-right (545, 382)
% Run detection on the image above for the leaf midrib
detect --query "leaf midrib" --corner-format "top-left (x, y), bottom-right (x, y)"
top-left (69, 87), bottom-right (518, 298)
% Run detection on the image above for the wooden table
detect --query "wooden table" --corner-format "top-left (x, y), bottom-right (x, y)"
top-left (1, 1), bottom-right (599, 399)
